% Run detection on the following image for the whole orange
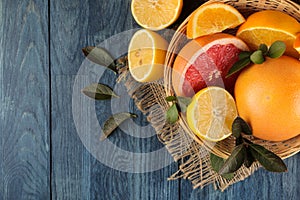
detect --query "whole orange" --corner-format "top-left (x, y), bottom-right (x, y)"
top-left (234, 56), bottom-right (300, 141)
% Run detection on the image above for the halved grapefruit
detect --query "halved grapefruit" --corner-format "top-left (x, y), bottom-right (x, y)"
top-left (172, 33), bottom-right (249, 97)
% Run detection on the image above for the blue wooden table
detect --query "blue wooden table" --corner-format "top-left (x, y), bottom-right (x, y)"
top-left (1, 0), bottom-right (299, 199)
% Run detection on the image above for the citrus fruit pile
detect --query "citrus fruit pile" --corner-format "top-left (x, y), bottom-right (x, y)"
top-left (129, 1), bottom-right (300, 143)
top-left (175, 3), bottom-right (300, 142)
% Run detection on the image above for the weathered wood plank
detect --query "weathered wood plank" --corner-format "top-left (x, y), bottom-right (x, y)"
top-left (0, 0), bottom-right (50, 199)
top-left (50, 0), bottom-right (179, 199)
top-left (51, 76), bottom-right (92, 199)
top-left (50, 0), bottom-right (91, 198)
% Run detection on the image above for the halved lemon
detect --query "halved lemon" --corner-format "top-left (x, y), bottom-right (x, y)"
top-left (186, 87), bottom-right (237, 142)
top-left (131, 0), bottom-right (183, 30)
top-left (187, 2), bottom-right (245, 39)
top-left (128, 29), bottom-right (168, 82)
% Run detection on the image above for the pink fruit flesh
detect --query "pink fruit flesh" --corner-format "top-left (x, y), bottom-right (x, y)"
top-left (182, 44), bottom-right (241, 97)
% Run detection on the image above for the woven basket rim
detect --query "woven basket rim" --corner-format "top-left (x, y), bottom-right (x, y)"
top-left (164, 0), bottom-right (300, 159)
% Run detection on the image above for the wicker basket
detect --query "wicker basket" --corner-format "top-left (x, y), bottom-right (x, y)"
top-left (164, 0), bottom-right (300, 159)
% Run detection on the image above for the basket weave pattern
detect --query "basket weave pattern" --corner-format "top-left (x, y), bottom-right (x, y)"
top-left (121, 0), bottom-right (300, 191)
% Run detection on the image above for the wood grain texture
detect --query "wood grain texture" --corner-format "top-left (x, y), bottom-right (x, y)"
top-left (0, 0), bottom-right (50, 199)
top-left (50, 0), bottom-right (95, 198)
top-left (50, 0), bottom-right (179, 199)
top-left (1, 0), bottom-right (300, 199)
top-left (51, 76), bottom-right (92, 199)
top-left (180, 155), bottom-right (300, 200)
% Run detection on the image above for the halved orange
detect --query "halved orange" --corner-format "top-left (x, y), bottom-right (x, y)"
top-left (131, 0), bottom-right (183, 31)
top-left (186, 2), bottom-right (245, 39)
top-left (293, 33), bottom-right (300, 54)
top-left (237, 10), bottom-right (300, 58)
top-left (187, 86), bottom-right (238, 142)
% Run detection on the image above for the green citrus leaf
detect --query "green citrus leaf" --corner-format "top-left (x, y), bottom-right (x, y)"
top-left (166, 104), bottom-right (179, 124)
top-left (101, 112), bottom-right (137, 141)
top-left (221, 170), bottom-right (235, 180)
top-left (226, 57), bottom-right (251, 78)
top-left (236, 117), bottom-right (252, 135)
top-left (268, 41), bottom-right (286, 58)
top-left (177, 96), bottom-right (192, 106)
top-left (250, 50), bottom-right (265, 64)
top-left (243, 137), bottom-right (253, 145)
top-left (165, 96), bottom-right (177, 102)
top-left (236, 136), bottom-right (243, 145)
top-left (239, 51), bottom-right (252, 60)
top-left (82, 46), bottom-right (117, 73)
top-left (82, 83), bottom-right (119, 100)
top-left (177, 96), bottom-right (192, 113)
top-left (210, 153), bottom-right (224, 172)
top-left (244, 148), bottom-right (255, 168)
top-left (232, 117), bottom-right (242, 138)
top-left (219, 144), bottom-right (246, 175)
top-left (210, 153), bottom-right (234, 180)
top-left (249, 144), bottom-right (287, 172)
top-left (258, 44), bottom-right (268, 55)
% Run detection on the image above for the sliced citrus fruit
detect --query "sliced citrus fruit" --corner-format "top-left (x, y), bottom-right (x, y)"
top-left (131, 0), bottom-right (183, 31)
top-left (128, 29), bottom-right (168, 82)
top-left (172, 33), bottom-right (249, 97)
top-left (186, 86), bottom-right (237, 142)
top-left (186, 2), bottom-right (245, 39)
top-left (236, 10), bottom-right (300, 58)
top-left (293, 33), bottom-right (300, 54)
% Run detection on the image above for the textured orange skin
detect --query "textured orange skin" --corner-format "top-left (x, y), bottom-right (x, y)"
top-left (235, 56), bottom-right (300, 141)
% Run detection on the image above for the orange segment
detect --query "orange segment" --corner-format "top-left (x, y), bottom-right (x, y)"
top-left (131, 0), bottom-right (183, 31)
top-left (186, 2), bottom-right (245, 39)
top-left (236, 10), bottom-right (300, 58)
top-left (128, 29), bottom-right (168, 82)
top-left (186, 87), bottom-right (237, 142)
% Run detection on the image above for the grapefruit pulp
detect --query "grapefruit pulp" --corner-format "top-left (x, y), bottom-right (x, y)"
top-left (172, 33), bottom-right (249, 97)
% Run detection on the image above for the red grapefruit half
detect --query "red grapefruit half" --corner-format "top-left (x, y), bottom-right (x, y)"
top-left (172, 33), bottom-right (249, 97)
